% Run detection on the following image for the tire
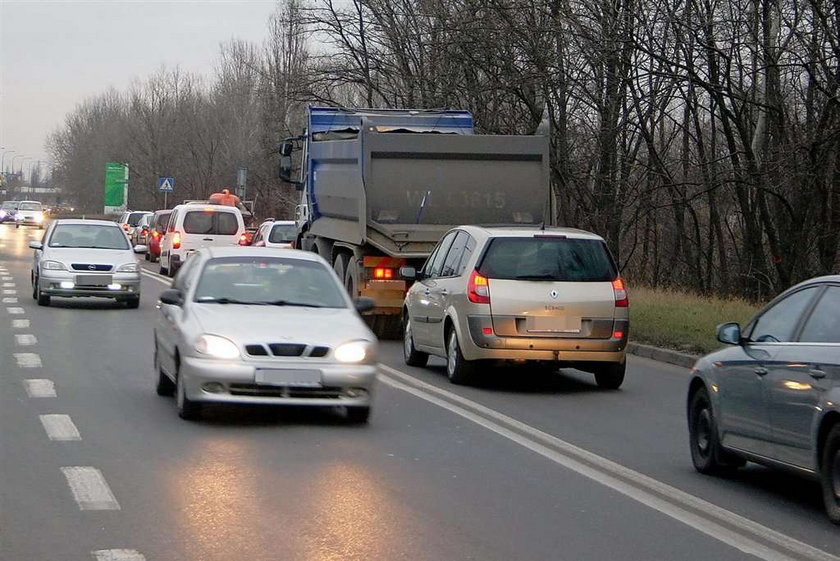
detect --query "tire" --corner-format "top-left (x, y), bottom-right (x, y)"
top-left (176, 364), bottom-right (202, 420)
top-left (15, 223), bottom-right (19, 229)
top-left (144, 252), bottom-right (150, 261)
top-left (125, 296), bottom-right (140, 309)
top-left (446, 329), bottom-right (475, 385)
top-left (689, 387), bottom-right (740, 474)
top-left (346, 406), bottom-right (371, 424)
top-left (594, 361), bottom-right (626, 389)
top-left (31, 274), bottom-right (38, 301)
top-left (154, 343), bottom-right (175, 397)
top-left (403, 315), bottom-right (429, 367)
top-left (159, 262), bottom-right (169, 277)
top-left (820, 425), bottom-right (840, 524)
top-left (35, 277), bottom-right (50, 307)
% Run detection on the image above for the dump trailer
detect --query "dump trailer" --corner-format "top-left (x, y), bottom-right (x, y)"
top-left (280, 107), bottom-right (552, 338)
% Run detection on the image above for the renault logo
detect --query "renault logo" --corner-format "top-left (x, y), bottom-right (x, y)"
top-left (550, 290), bottom-right (558, 299)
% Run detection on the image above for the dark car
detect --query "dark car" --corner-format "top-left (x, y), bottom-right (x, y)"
top-left (687, 275), bottom-right (840, 523)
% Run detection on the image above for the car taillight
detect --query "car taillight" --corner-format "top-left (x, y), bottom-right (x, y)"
top-left (122, 223), bottom-right (129, 231)
top-left (613, 278), bottom-right (628, 307)
top-left (172, 231), bottom-right (181, 250)
top-left (239, 233), bottom-right (249, 245)
top-left (468, 270), bottom-right (490, 304)
top-left (152, 230), bottom-right (161, 239)
top-left (373, 267), bottom-right (394, 279)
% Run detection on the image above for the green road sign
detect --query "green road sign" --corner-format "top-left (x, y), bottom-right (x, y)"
top-left (104, 162), bottom-right (128, 213)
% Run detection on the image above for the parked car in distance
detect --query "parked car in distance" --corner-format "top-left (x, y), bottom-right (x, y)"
top-left (153, 246), bottom-right (377, 421)
top-left (401, 226), bottom-right (629, 387)
top-left (146, 209), bottom-right (172, 263)
top-left (29, 219), bottom-right (146, 308)
top-left (0, 201), bottom-right (19, 223)
top-left (117, 210), bottom-right (153, 238)
top-left (687, 276), bottom-right (840, 524)
top-left (251, 219), bottom-right (297, 249)
top-left (15, 200), bottom-right (45, 229)
top-left (158, 203), bottom-right (245, 277)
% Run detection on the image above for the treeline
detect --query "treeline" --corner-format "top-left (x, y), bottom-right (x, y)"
top-left (50, 0), bottom-right (840, 299)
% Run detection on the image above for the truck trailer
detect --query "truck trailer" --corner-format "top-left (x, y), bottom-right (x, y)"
top-left (280, 107), bottom-right (552, 338)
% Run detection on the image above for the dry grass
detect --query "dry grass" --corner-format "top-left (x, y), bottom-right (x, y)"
top-left (629, 285), bottom-right (762, 355)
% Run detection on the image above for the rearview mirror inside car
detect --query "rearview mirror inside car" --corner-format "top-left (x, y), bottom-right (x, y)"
top-left (354, 297), bottom-right (375, 314)
top-left (716, 322), bottom-right (742, 345)
top-left (159, 289), bottom-right (184, 307)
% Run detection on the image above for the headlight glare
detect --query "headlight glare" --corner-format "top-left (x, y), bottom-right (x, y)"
top-left (41, 260), bottom-right (66, 271)
top-left (116, 262), bottom-right (138, 272)
top-left (334, 341), bottom-right (371, 363)
top-left (195, 335), bottom-right (240, 359)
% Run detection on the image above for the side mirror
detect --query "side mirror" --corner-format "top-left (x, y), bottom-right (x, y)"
top-left (399, 266), bottom-right (417, 280)
top-left (717, 322), bottom-right (742, 345)
top-left (29, 241), bottom-right (43, 250)
top-left (133, 245), bottom-right (148, 254)
top-left (159, 289), bottom-right (184, 307)
top-left (354, 297), bottom-right (375, 314)
top-left (280, 141), bottom-right (293, 156)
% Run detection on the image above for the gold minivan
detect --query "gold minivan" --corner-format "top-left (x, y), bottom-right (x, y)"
top-left (401, 226), bottom-right (629, 388)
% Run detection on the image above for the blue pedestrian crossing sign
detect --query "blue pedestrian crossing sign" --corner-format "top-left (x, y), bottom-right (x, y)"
top-left (158, 177), bottom-right (174, 192)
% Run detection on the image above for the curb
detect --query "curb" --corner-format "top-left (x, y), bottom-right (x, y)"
top-left (627, 342), bottom-right (699, 369)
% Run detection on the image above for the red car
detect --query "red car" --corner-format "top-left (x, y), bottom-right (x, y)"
top-left (146, 209), bottom-right (172, 263)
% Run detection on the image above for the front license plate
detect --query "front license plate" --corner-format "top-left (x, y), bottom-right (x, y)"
top-left (75, 275), bottom-right (112, 286)
top-left (526, 316), bottom-right (582, 333)
top-left (256, 369), bottom-right (322, 387)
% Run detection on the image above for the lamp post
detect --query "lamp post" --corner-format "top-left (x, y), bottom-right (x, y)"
top-left (11, 154), bottom-right (25, 177)
top-left (1, 149), bottom-right (15, 172)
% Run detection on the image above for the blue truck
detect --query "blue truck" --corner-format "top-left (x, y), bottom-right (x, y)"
top-left (280, 106), bottom-right (552, 338)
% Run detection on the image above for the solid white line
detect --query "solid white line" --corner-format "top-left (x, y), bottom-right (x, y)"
top-left (2, 297), bottom-right (18, 304)
top-left (140, 269), bottom-right (171, 286)
top-left (15, 353), bottom-right (42, 367)
top-left (39, 414), bottom-right (82, 441)
top-left (6, 306), bottom-right (24, 314)
top-left (378, 365), bottom-right (839, 561)
top-left (15, 333), bottom-right (37, 346)
top-left (12, 319), bottom-right (30, 328)
top-left (92, 550), bottom-right (146, 561)
top-left (24, 379), bottom-right (55, 397)
top-left (61, 467), bottom-right (120, 510)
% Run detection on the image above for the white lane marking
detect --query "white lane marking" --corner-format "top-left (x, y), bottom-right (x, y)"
top-left (1, 276), bottom-right (12, 281)
top-left (2, 289), bottom-right (16, 295)
top-left (12, 319), bottom-right (30, 328)
top-left (39, 415), bottom-right (82, 441)
top-left (6, 306), bottom-right (24, 314)
top-left (92, 550), bottom-right (146, 561)
top-left (15, 333), bottom-right (36, 346)
top-left (140, 269), bottom-right (171, 286)
top-left (61, 467), bottom-right (121, 510)
top-left (2, 297), bottom-right (18, 304)
top-left (15, 353), bottom-right (42, 367)
top-left (24, 379), bottom-right (55, 397)
top-left (378, 365), bottom-right (839, 561)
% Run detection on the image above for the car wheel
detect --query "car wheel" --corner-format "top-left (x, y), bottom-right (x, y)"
top-left (820, 425), bottom-right (840, 524)
top-left (36, 277), bottom-right (50, 307)
top-left (403, 316), bottom-right (429, 367)
top-left (31, 274), bottom-right (38, 301)
top-left (125, 296), bottom-right (140, 309)
top-left (689, 387), bottom-right (739, 474)
top-left (594, 361), bottom-right (626, 389)
top-left (446, 329), bottom-right (475, 385)
top-left (154, 343), bottom-right (175, 397)
top-left (144, 252), bottom-right (150, 261)
top-left (346, 406), bottom-right (371, 424)
top-left (159, 263), bottom-right (169, 276)
top-left (176, 366), bottom-right (202, 421)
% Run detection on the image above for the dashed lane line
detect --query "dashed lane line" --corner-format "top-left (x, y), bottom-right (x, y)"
top-left (3, 289), bottom-right (16, 295)
top-left (15, 353), bottom-right (42, 367)
top-left (6, 306), bottom-right (24, 314)
top-left (92, 550), bottom-right (146, 561)
top-left (1, 276), bottom-right (12, 281)
top-left (39, 415), bottom-right (82, 441)
top-left (23, 379), bottom-right (55, 398)
top-left (61, 467), bottom-right (121, 511)
top-left (15, 333), bottom-right (36, 346)
top-left (2, 297), bottom-right (18, 304)
top-left (12, 319), bottom-right (30, 328)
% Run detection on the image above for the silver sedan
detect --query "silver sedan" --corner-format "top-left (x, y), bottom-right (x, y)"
top-left (154, 246), bottom-right (378, 422)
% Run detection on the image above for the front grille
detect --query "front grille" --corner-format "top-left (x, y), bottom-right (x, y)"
top-left (71, 264), bottom-right (113, 272)
top-left (245, 345), bottom-right (269, 356)
top-left (229, 384), bottom-right (343, 399)
top-left (244, 343), bottom-right (331, 358)
top-left (268, 343), bottom-right (306, 357)
top-left (310, 346), bottom-right (329, 357)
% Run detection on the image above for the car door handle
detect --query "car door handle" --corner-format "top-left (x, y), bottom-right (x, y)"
top-left (810, 369), bottom-right (827, 379)
top-left (754, 366), bottom-right (768, 376)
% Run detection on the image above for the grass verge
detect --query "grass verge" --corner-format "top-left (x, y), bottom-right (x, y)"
top-left (629, 285), bottom-right (762, 356)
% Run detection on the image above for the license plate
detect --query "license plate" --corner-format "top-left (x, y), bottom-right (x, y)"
top-left (255, 369), bottom-right (322, 387)
top-left (526, 316), bottom-right (582, 333)
top-left (75, 275), bottom-right (112, 286)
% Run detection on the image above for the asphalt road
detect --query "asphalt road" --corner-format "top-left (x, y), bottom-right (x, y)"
top-left (1, 223), bottom-right (839, 561)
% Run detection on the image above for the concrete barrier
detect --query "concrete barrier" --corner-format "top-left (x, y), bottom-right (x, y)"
top-left (627, 342), bottom-right (699, 369)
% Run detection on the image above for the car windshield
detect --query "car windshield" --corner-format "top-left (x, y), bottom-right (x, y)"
top-left (193, 257), bottom-right (347, 308)
top-left (478, 237), bottom-right (617, 282)
top-left (269, 223), bottom-right (297, 243)
top-left (48, 224), bottom-right (130, 250)
top-left (19, 202), bottom-right (41, 211)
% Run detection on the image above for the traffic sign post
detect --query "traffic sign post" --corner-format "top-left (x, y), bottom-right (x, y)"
top-left (158, 176), bottom-right (174, 208)
top-left (236, 167), bottom-right (247, 200)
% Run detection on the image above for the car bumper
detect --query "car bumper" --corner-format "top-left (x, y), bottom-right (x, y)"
top-left (39, 270), bottom-right (141, 298)
top-left (16, 217), bottom-right (44, 226)
top-left (180, 356), bottom-right (377, 407)
top-left (462, 315), bottom-right (628, 363)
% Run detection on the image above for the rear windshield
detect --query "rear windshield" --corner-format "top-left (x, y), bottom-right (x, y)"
top-left (19, 202), bottom-right (41, 211)
top-left (269, 224), bottom-right (296, 243)
top-left (154, 212), bottom-right (172, 231)
top-left (478, 237), bottom-right (617, 282)
top-left (183, 210), bottom-right (239, 235)
top-left (127, 212), bottom-right (148, 226)
top-left (49, 224), bottom-right (129, 250)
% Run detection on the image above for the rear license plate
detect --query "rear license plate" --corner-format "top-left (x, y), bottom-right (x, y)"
top-left (75, 275), bottom-right (112, 286)
top-left (526, 316), bottom-right (582, 333)
top-left (255, 369), bottom-right (322, 387)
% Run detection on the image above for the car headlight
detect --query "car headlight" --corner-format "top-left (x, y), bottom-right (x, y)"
top-left (195, 335), bottom-right (240, 359)
top-left (334, 341), bottom-right (374, 363)
top-left (0, 210), bottom-right (5, 218)
top-left (41, 260), bottom-right (66, 271)
top-left (116, 262), bottom-right (138, 272)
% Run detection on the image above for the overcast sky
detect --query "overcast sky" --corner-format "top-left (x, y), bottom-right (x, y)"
top-left (0, 0), bottom-right (278, 173)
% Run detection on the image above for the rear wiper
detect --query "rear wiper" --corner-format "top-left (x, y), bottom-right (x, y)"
top-left (264, 300), bottom-right (323, 308)
top-left (514, 274), bottom-right (561, 280)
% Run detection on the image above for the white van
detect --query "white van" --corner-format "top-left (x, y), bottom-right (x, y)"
top-left (158, 203), bottom-right (245, 277)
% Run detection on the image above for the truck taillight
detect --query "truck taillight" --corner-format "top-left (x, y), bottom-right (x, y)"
top-left (468, 270), bottom-right (490, 304)
top-left (613, 278), bottom-right (628, 307)
top-left (173, 231), bottom-right (181, 250)
top-left (373, 267), bottom-right (394, 279)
